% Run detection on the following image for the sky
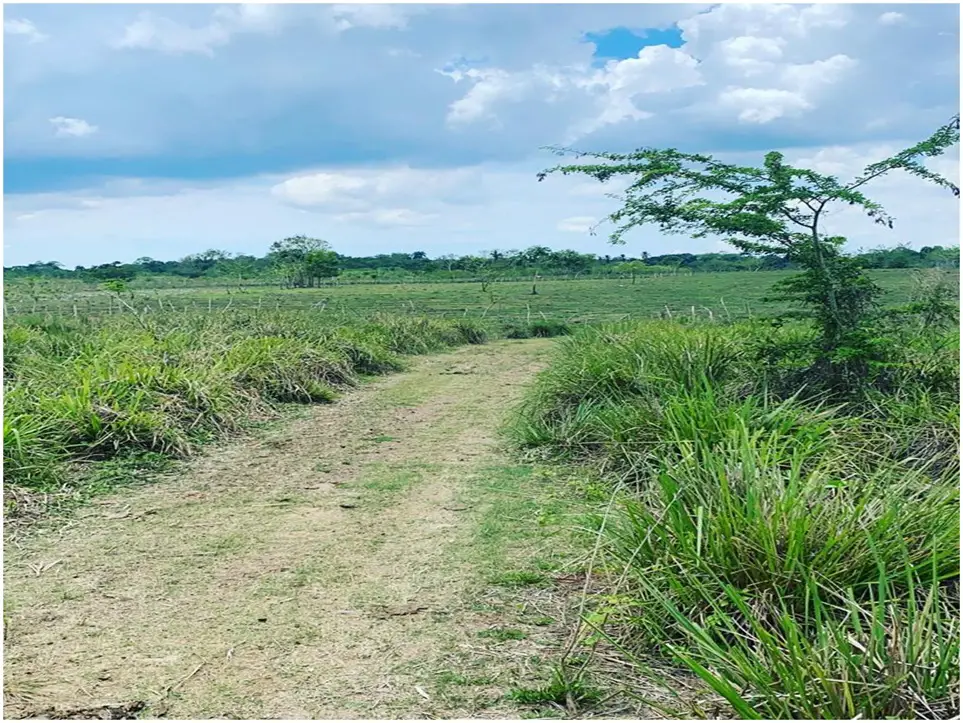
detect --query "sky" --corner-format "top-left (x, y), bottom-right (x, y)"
top-left (3, 2), bottom-right (960, 267)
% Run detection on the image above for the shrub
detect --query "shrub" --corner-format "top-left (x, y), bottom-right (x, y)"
top-left (513, 317), bottom-right (960, 718)
top-left (1, 309), bottom-right (523, 499)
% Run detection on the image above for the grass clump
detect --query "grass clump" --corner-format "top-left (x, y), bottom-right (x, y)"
top-left (501, 320), bottom-right (571, 339)
top-left (3, 309), bottom-right (561, 513)
top-left (512, 317), bottom-right (960, 719)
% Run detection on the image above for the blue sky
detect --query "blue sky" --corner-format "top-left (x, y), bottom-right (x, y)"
top-left (3, 3), bottom-right (959, 267)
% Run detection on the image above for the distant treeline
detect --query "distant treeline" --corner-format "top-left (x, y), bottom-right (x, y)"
top-left (5, 243), bottom-right (959, 285)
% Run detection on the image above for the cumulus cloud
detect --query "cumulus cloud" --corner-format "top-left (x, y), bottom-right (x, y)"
top-left (271, 167), bottom-right (477, 210)
top-left (718, 88), bottom-right (811, 123)
top-left (441, 67), bottom-right (538, 125)
top-left (441, 45), bottom-right (703, 138)
top-left (49, 117), bottom-right (98, 138)
top-left (438, 4), bottom-right (869, 138)
top-left (6, 144), bottom-right (957, 268)
top-left (3, 1), bottom-right (958, 262)
top-left (717, 54), bottom-right (856, 124)
top-left (878, 11), bottom-right (907, 26)
top-left (4, 17), bottom-right (48, 43)
top-left (269, 166), bottom-right (482, 229)
top-left (679, 3), bottom-right (849, 52)
top-left (718, 36), bottom-right (785, 76)
top-left (326, 4), bottom-right (413, 32)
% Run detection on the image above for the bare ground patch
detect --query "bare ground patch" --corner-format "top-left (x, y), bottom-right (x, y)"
top-left (4, 339), bottom-right (594, 719)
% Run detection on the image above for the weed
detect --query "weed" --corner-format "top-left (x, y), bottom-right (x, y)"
top-left (512, 316), bottom-right (960, 718)
top-left (478, 627), bottom-right (527, 642)
top-left (2, 309), bottom-right (570, 515)
top-left (490, 571), bottom-right (547, 588)
top-left (509, 667), bottom-right (601, 710)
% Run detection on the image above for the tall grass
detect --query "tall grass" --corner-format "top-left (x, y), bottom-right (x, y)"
top-left (512, 320), bottom-right (960, 719)
top-left (3, 309), bottom-right (567, 506)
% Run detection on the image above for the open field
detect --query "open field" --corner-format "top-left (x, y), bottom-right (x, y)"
top-left (5, 269), bottom-right (956, 323)
top-left (4, 267), bottom-right (960, 719)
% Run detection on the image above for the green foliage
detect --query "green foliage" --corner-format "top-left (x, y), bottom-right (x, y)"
top-left (501, 320), bottom-right (571, 339)
top-left (2, 307), bottom-right (570, 505)
top-left (6, 244), bottom-right (956, 290)
top-left (508, 667), bottom-right (601, 710)
top-left (268, 235), bottom-right (339, 288)
top-left (537, 116), bottom-right (960, 392)
top-left (512, 318), bottom-right (960, 718)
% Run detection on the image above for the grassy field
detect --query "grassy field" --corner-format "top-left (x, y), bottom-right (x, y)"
top-left (4, 266), bottom-right (959, 718)
top-left (2, 309), bottom-right (572, 510)
top-left (5, 269), bottom-right (955, 323)
top-left (510, 313), bottom-right (960, 718)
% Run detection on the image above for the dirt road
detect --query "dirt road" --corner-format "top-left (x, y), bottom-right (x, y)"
top-left (4, 338), bottom-right (585, 719)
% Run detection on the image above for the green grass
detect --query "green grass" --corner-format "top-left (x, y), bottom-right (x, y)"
top-left (478, 627), bottom-right (528, 642)
top-left (511, 314), bottom-right (960, 719)
top-left (4, 270), bottom-right (954, 324)
top-left (2, 310), bottom-right (569, 514)
top-left (489, 570), bottom-right (548, 588)
top-left (508, 667), bottom-right (602, 710)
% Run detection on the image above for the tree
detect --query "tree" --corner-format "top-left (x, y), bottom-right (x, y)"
top-left (617, 260), bottom-right (647, 284)
top-left (268, 236), bottom-right (339, 288)
top-left (552, 249), bottom-right (595, 277)
top-left (537, 116), bottom-right (960, 388)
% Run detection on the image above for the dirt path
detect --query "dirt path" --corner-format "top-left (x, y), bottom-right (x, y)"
top-left (4, 339), bottom-right (586, 720)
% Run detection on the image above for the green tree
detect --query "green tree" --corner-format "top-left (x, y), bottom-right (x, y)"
top-left (537, 116), bottom-right (960, 388)
top-left (268, 236), bottom-right (338, 288)
top-left (616, 260), bottom-right (647, 284)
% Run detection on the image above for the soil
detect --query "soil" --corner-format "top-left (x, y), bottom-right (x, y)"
top-left (4, 339), bottom-right (592, 720)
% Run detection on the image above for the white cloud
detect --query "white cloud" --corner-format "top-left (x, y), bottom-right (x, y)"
top-left (718, 36), bottom-right (785, 76)
top-left (441, 45), bottom-right (703, 138)
top-left (272, 167), bottom-right (477, 210)
top-left (49, 117), bottom-right (98, 138)
top-left (271, 172), bottom-right (369, 209)
top-left (718, 88), bottom-right (811, 123)
top-left (437, 4), bottom-right (868, 139)
top-left (679, 3), bottom-right (848, 52)
top-left (878, 11), bottom-right (907, 26)
top-left (718, 54), bottom-right (856, 124)
top-left (781, 54), bottom-right (857, 93)
top-left (116, 12), bottom-right (230, 56)
top-left (570, 45), bottom-right (703, 137)
top-left (327, 4), bottom-right (412, 32)
top-left (115, 5), bottom-right (282, 56)
top-left (4, 142), bottom-right (959, 268)
top-left (386, 47), bottom-right (421, 59)
top-left (443, 68), bottom-right (534, 125)
top-left (4, 18), bottom-right (48, 43)
top-left (557, 216), bottom-right (597, 233)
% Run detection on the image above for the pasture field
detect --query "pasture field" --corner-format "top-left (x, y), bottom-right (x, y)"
top-left (4, 269), bottom-right (954, 322)
top-left (3, 266), bottom-right (960, 719)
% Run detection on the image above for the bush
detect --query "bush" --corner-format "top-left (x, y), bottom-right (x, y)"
top-left (501, 319), bottom-right (571, 339)
top-left (2, 310), bottom-right (531, 498)
top-left (513, 318), bottom-right (960, 718)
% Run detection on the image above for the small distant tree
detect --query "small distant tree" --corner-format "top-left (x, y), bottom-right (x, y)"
top-left (617, 260), bottom-right (647, 285)
top-left (269, 236), bottom-right (339, 288)
top-left (537, 115), bottom-right (960, 390)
